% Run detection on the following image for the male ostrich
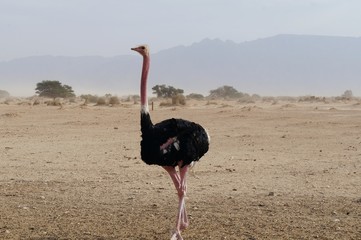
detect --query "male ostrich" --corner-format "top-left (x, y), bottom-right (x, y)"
top-left (131, 45), bottom-right (209, 239)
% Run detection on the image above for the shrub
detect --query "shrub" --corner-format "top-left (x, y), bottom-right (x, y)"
top-left (159, 100), bottom-right (173, 107)
top-left (187, 93), bottom-right (204, 100)
top-left (172, 94), bottom-right (186, 105)
top-left (33, 99), bottom-right (41, 105)
top-left (109, 96), bottom-right (120, 105)
top-left (96, 97), bottom-right (107, 106)
top-left (46, 98), bottom-right (63, 106)
top-left (80, 94), bottom-right (99, 103)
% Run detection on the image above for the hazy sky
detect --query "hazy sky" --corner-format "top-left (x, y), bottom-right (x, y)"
top-left (1, 0), bottom-right (361, 61)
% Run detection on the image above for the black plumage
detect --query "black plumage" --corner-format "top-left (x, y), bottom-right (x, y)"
top-left (140, 112), bottom-right (209, 167)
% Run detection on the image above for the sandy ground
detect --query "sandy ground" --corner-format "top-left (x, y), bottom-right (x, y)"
top-left (0, 99), bottom-right (360, 240)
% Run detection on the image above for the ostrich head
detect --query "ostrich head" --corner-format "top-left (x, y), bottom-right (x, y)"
top-left (131, 45), bottom-right (149, 57)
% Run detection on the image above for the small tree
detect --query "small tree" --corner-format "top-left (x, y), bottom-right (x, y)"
top-left (152, 84), bottom-right (184, 98)
top-left (209, 85), bottom-right (243, 98)
top-left (341, 90), bottom-right (353, 99)
top-left (35, 80), bottom-right (75, 98)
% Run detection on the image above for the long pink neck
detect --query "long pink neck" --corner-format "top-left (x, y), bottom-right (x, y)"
top-left (140, 54), bottom-right (150, 113)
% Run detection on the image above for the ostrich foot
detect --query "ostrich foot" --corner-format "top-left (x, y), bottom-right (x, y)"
top-left (180, 223), bottom-right (188, 231)
top-left (170, 230), bottom-right (183, 240)
top-left (180, 219), bottom-right (189, 230)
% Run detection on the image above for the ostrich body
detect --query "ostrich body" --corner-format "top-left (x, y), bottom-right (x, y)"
top-left (131, 45), bottom-right (209, 239)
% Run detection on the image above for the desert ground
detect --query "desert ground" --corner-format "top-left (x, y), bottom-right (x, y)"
top-left (0, 98), bottom-right (360, 240)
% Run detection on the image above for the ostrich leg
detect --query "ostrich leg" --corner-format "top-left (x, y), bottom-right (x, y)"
top-left (177, 164), bottom-right (189, 230)
top-left (163, 164), bottom-right (190, 239)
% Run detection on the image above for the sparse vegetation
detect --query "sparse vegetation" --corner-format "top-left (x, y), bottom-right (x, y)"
top-left (298, 96), bottom-right (326, 103)
top-left (4, 84), bottom-right (360, 108)
top-left (123, 95), bottom-right (140, 104)
top-left (79, 94), bottom-right (123, 106)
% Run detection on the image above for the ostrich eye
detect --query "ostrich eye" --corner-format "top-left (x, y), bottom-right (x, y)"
top-left (141, 46), bottom-right (145, 50)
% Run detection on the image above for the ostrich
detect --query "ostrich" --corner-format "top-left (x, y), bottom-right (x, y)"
top-left (131, 45), bottom-right (210, 240)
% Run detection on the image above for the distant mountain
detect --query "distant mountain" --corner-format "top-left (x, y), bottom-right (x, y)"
top-left (1, 34), bottom-right (361, 97)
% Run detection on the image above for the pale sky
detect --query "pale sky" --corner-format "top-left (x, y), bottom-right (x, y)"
top-left (1, 0), bottom-right (361, 61)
